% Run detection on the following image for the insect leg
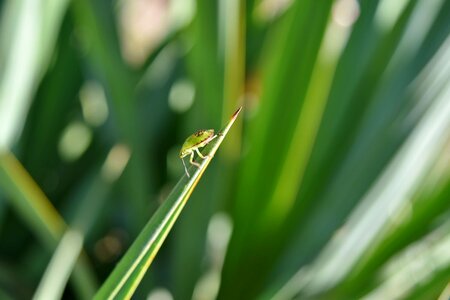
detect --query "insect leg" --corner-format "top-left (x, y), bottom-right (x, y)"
top-left (190, 151), bottom-right (201, 167)
top-left (195, 148), bottom-right (206, 159)
top-left (197, 135), bottom-right (217, 159)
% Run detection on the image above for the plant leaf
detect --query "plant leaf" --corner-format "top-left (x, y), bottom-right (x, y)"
top-left (0, 0), bottom-right (69, 150)
top-left (94, 107), bottom-right (242, 300)
top-left (71, 0), bottom-right (152, 230)
top-left (0, 152), bottom-right (97, 299)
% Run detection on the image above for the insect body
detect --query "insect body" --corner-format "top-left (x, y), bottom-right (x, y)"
top-left (179, 129), bottom-right (217, 177)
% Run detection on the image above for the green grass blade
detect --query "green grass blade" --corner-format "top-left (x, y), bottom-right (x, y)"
top-left (94, 107), bottom-right (242, 300)
top-left (71, 0), bottom-right (151, 230)
top-left (269, 31), bottom-right (450, 298)
top-left (0, 152), bottom-right (65, 247)
top-left (405, 265), bottom-right (450, 300)
top-left (335, 173), bottom-right (450, 295)
top-left (360, 220), bottom-right (450, 300)
top-left (220, 1), bottom-right (334, 297)
top-left (0, 152), bottom-right (97, 299)
top-left (186, 1), bottom-right (223, 127)
top-left (0, 0), bottom-right (69, 150)
top-left (33, 145), bottom-right (130, 300)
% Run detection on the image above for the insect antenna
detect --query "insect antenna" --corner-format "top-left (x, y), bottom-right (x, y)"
top-left (181, 157), bottom-right (190, 177)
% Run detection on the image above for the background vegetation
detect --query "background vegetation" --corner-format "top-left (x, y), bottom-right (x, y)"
top-left (0, 0), bottom-right (449, 299)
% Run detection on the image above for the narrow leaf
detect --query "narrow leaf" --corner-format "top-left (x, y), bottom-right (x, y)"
top-left (0, 152), bottom-right (97, 299)
top-left (94, 107), bottom-right (242, 300)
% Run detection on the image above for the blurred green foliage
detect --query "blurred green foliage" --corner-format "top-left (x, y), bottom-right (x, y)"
top-left (0, 0), bottom-right (449, 299)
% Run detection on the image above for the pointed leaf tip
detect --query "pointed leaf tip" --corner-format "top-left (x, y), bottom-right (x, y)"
top-left (231, 106), bottom-right (243, 121)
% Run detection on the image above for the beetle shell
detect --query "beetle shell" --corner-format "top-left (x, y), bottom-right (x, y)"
top-left (179, 129), bottom-right (215, 158)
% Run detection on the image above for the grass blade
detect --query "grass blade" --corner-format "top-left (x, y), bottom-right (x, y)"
top-left (71, 0), bottom-right (151, 230)
top-left (33, 144), bottom-right (130, 300)
top-left (0, 0), bottom-right (69, 150)
top-left (220, 1), bottom-right (334, 297)
top-left (94, 107), bottom-right (242, 300)
top-left (0, 152), bottom-right (65, 247)
top-left (0, 152), bottom-right (97, 299)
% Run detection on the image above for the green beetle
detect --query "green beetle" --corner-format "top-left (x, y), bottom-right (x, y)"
top-left (179, 129), bottom-right (217, 177)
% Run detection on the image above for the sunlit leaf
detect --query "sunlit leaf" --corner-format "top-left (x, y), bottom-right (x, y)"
top-left (94, 107), bottom-right (242, 300)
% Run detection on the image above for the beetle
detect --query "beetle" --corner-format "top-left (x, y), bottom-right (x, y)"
top-left (179, 129), bottom-right (217, 177)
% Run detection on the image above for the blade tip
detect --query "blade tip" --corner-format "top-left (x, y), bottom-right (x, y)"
top-left (231, 106), bottom-right (243, 120)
